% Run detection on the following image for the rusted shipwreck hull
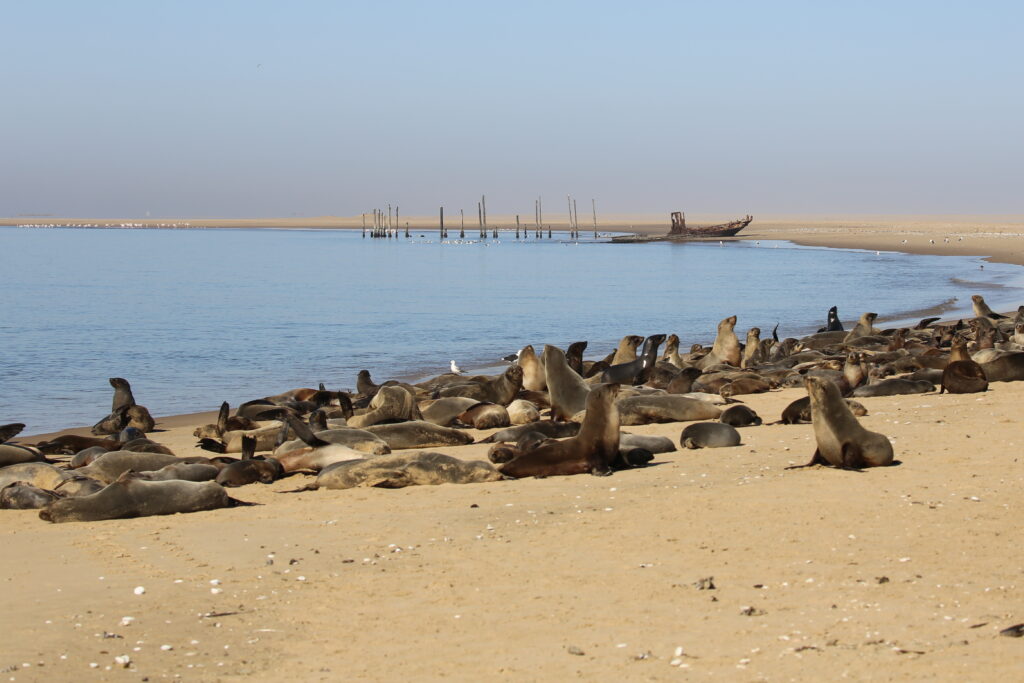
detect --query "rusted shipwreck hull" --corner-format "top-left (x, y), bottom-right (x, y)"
top-left (611, 212), bottom-right (753, 243)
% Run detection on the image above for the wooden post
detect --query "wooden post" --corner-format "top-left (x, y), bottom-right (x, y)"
top-left (440, 206), bottom-right (445, 238)
top-left (478, 202), bottom-right (483, 238)
top-left (515, 214), bottom-right (520, 239)
top-left (482, 194), bottom-right (488, 234)
top-left (592, 199), bottom-right (597, 237)
top-left (460, 209), bottom-right (465, 238)
top-left (362, 213), bottom-right (366, 238)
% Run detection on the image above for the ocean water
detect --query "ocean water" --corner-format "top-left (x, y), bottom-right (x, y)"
top-left (3, 226), bottom-right (1022, 435)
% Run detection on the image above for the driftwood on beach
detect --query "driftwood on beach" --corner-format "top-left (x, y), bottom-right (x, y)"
top-left (611, 212), bottom-right (754, 243)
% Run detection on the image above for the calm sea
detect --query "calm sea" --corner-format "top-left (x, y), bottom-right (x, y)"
top-left (3, 227), bottom-right (1022, 435)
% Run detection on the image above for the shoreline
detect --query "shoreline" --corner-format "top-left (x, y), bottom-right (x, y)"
top-left (5, 213), bottom-right (1024, 265)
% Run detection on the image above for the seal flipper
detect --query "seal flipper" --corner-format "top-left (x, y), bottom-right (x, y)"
top-left (0, 423), bottom-right (26, 443)
top-left (785, 449), bottom-right (829, 470)
top-left (840, 442), bottom-right (867, 470)
top-left (216, 402), bottom-right (230, 437)
top-left (772, 323), bottom-right (780, 342)
top-left (198, 438), bottom-right (227, 454)
top-left (241, 435), bottom-right (256, 461)
top-left (285, 415), bottom-right (331, 448)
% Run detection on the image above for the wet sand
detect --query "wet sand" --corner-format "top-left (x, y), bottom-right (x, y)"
top-left (4, 214), bottom-right (1024, 680)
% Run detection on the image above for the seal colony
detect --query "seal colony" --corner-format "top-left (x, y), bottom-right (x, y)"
top-left (3, 293), bottom-right (1022, 523)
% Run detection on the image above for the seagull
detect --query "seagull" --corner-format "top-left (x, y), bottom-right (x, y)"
top-left (450, 360), bottom-right (464, 375)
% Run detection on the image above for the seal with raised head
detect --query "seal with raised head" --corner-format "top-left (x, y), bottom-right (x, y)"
top-left (601, 334), bottom-right (667, 385)
top-left (499, 383), bottom-right (622, 478)
top-left (436, 366), bottom-right (524, 405)
top-left (518, 344), bottom-right (547, 391)
top-left (788, 376), bottom-right (894, 469)
top-left (272, 416), bottom-right (368, 472)
top-left (0, 423), bottom-right (43, 467)
top-left (543, 344), bottom-right (591, 420)
top-left (844, 312), bottom-right (879, 342)
top-left (40, 471), bottom-right (251, 523)
top-left (680, 422), bottom-right (741, 449)
top-left (971, 294), bottom-right (1007, 320)
top-left (193, 402), bottom-right (260, 439)
top-left (347, 385), bottom-right (422, 428)
top-left (610, 335), bottom-right (645, 366)
top-left (565, 341), bottom-right (588, 376)
top-left (696, 316), bottom-right (740, 369)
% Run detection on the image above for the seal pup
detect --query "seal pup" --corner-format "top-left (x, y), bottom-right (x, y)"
top-left (499, 383), bottom-right (621, 478)
top-left (971, 294), bottom-right (1007, 320)
top-left (542, 344), bottom-right (591, 421)
top-left (39, 471), bottom-right (250, 523)
top-left (313, 451), bottom-right (503, 490)
top-left (518, 345), bottom-right (547, 391)
top-left (216, 436), bottom-right (285, 486)
top-left (680, 422), bottom-right (741, 449)
top-left (788, 376), bottom-right (894, 469)
top-left (696, 316), bottom-right (741, 369)
top-left (719, 404), bottom-right (762, 427)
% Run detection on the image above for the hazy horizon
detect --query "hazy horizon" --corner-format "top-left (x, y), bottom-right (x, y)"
top-left (5, 1), bottom-right (1022, 219)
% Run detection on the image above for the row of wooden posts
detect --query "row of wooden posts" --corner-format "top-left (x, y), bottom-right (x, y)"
top-left (361, 195), bottom-right (599, 240)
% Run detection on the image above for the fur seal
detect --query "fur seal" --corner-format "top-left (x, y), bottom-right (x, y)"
top-left (666, 367), bottom-right (703, 394)
top-left (480, 420), bottom-right (580, 444)
top-left (193, 402), bottom-right (260, 439)
top-left (437, 366), bottom-right (524, 405)
top-left (610, 335), bottom-right (645, 365)
top-left (0, 424), bottom-right (42, 467)
top-left (719, 404), bottom-right (762, 427)
top-left (272, 416), bottom-right (368, 472)
top-left (1, 481), bottom-right (61, 509)
top-left (940, 360), bottom-right (988, 394)
top-left (680, 422), bottom-right (741, 449)
top-left (817, 306), bottom-right (844, 333)
top-left (601, 334), bottom-right (666, 385)
top-left (419, 397), bottom-right (480, 426)
top-left (34, 434), bottom-right (119, 456)
top-left (543, 344), bottom-right (591, 420)
top-left (216, 435), bottom-right (285, 486)
top-left (696, 316), bottom-right (741, 369)
top-left (565, 341), bottom-right (588, 376)
top-left (364, 421), bottom-right (474, 450)
top-left (348, 385), bottom-right (422, 428)
top-left (52, 475), bottom-right (105, 498)
top-left (92, 404), bottom-right (156, 436)
top-left (719, 377), bottom-right (772, 398)
top-left (108, 377), bottom-right (136, 411)
top-left (616, 394), bottom-right (722, 426)
top-left (313, 451), bottom-right (503, 490)
top-left (662, 334), bottom-right (685, 368)
top-left (518, 345), bottom-right (547, 391)
top-left (457, 402), bottom-right (510, 429)
top-left (499, 383), bottom-right (621, 478)
top-left (971, 294), bottom-right (1007, 320)
top-left (979, 352), bottom-right (1024, 382)
top-left (741, 327), bottom-right (762, 368)
top-left (850, 378), bottom-right (934, 398)
top-left (198, 421), bottom-right (285, 454)
top-left (789, 376), bottom-right (894, 469)
top-left (776, 395), bottom-right (867, 424)
top-left (136, 462), bottom-right (220, 482)
top-left (75, 451), bottom-right (183, 484)
top-left (619, 433), bottom-right (676, 455)
top-left (0, 462), bottom-right (73, 491)
top-left (844, 312), bottom-right (879, 341)
top-left (40, 471), bottom-right (250, 523)
top-left (506, 399), bottom-right (541, 425)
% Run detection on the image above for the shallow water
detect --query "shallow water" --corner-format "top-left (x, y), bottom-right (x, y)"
top-left (3, 226), bottom-right (1022, 435)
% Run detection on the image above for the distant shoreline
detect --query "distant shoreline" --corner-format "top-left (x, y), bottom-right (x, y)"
top-left (5, 213), bottom-right (1024, 266)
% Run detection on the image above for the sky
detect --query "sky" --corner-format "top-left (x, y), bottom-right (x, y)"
top-left (3, 1), bottom-right (1022, 218)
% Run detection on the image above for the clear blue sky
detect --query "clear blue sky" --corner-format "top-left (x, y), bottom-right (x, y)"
top-left (3, 1), bottom-right (1021, 218)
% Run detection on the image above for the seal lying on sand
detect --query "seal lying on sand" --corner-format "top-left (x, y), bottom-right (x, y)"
top-left (39, 471), bottom-right (251, 523)
top-left (616, 394), bottom-right (722, 426)
top-left (788, 376), bottom-right (893, 470)
top-left (216, 436), bottom-right (285, 486)
top-left (499, 384), bottom-right (621, 478)
top-left (364, 421), bottom-right (474, 450)
top-left (1, 481), bottom-right (61, 509)
top-left (681, 422), bottom-right (741, 449)
top-left (313, 452), bottom-right (503, 490)
top-left (0, 424), bottom-right (42, 467)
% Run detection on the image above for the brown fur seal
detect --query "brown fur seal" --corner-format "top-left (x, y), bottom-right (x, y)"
top-left (436, 366), bottom-right (524, 405)
top-left (543, 344), bottom-right (591, 420)
top-left (789, 376), bottom-right (893, 469)
top-left (136, 462), bottom-right (220, 482)
top-left (480, 420), bottom-right (580, 444)
top-left (34, 434), bottom-right (119, 456)
top-left (616, 394), bottom-right (722, 426)
top-left (216, 435), bottom-right (284, 486)
top-left (274, 426), bottom-right (389, 456)
top-left (193, 402), bottom-right (260, 439)
top-left (419, 397), bottom-right (480, 426)
top-left (741, 327), bottom-right (762, 368)
top-left (776, 395), bottom-right (867, 424)
top-left (506, 399), bottom-right (541, 425)
top-left (0, 423), bottom-right (42, 467)
top-left (0, 462), bottom-right (72, 491)
top-left (91, 404), bottom-right (156, 436)
top-left (696, 316), bottom-right (741, 369)
top-left (940, 359), bottom-right (988, 394)
top-left (518, 345), bottom-right (547, 391)
top-left (979, 352), bottom-right (1024, 382)
top-left (844, 312), bottom-right (879, 341)
top-left (601, 334), bottom-right (666, 385)
top-left (40, 471), bottom-right (250, 523)
top-left (719, 404), bottom-right (762, 427)
top-left (1, 481), bottom-right (61, 509)
top-left (348, 385), bottom-right (422, 428)
top-left (851, 378), bottom-right (934, 398)
top-left (499, 384), bottom-right (621, 478)
top-left (108, 377), bottom-right (136, 411)
top-left (74, 451), bottom-right (183, 484)
top-left (272, 416), bottom-right (367, 472)
top-left (565, 341), bottom-right (588, 376)
top-left (971, 294), bottom-right (1007, 320)
top-left (610, 335), bottom-right (644, 365)
top-left (681, 422), bottom-right (741, 449)
top-left (666, 367), bottom-right (703, 394)
top-left (719, 377), bottom-right (772, 398)
top-left (313, 451), bottom-right (503, 489)
top-left (364, 421), bottom-right (474, 450)
top-left (457, 402), bottom-right (510, 429)
top-left (198, 421), bottom-right (285, 454)
top-left (662, 334), bottom-right (685, 368)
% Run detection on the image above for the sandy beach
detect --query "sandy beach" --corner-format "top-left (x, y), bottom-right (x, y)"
top-left (3, 216), bottom-right (1024, 681)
